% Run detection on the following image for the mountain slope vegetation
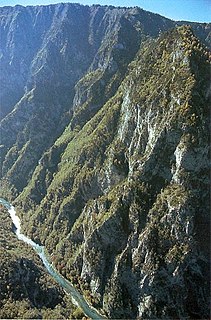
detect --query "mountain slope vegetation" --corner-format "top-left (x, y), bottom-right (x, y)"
top-left (0, 3), bottom-right (210, 319)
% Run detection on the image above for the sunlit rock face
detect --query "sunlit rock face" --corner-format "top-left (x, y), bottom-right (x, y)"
top-left (0, 3), bottom-right (210, 319)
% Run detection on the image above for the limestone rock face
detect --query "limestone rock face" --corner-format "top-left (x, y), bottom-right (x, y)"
top-left (0, 4), bottom-right (178, 193)
top-left (0, 3), bottom-right (210, 319)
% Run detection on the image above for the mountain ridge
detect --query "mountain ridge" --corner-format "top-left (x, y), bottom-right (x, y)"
top-left (0, 3), bottom-right (210, 319)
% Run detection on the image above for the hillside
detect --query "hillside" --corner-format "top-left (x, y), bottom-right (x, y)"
top-left (0, 203), bottom-right (80, 319)
top-left (0, 3), bottom-right (210, 319)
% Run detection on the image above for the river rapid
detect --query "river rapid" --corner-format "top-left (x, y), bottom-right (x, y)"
top-left (0, 198), bottom-right (106, 320)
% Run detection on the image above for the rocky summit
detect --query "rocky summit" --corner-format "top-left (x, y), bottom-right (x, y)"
top-left (0, 3), bottom-right (210, 319)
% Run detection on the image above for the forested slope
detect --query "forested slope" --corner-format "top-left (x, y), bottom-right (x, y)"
top-left (0, 3), bottom-right (210, 319)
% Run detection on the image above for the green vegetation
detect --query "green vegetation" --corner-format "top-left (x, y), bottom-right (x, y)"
top-left (0, 4), bottom-right (210, 317)
top-left (0, 206), bottom-right (78, 319)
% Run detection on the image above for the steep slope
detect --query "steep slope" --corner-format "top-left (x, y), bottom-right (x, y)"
top-left (0, 4), bottom-right (179, 196)
top-left (14, 25), bottom-right (210, 319)
top-left (0, 3), bottom-right (210, 319)
top-left (0, 204), bottom-right (78, 319)
top-left (1, 3), bottom-right (210, 197)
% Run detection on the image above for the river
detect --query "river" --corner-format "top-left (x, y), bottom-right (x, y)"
top-left (0, 198), bottom-right (106, 320)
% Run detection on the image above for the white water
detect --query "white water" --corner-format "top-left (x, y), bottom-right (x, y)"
top-left (8, 205), bottom-right (38, 247)
top-left (8, 204), bottom-right (43, 252)
top-left (0, 198), bottom-right (106, 320)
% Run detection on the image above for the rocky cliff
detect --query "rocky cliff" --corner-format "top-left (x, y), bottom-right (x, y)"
top-left (0, 3), bottom-right (210, 319)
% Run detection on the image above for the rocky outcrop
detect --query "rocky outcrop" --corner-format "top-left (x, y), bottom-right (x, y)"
top-left (0, 4), bottom-right (175, 193)
top-left (65, 27), bottom-right (210, 319)
top-left (0, 3), bottom-right (210, 319)
top-left (1, 4), bottom-right (210, 195)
